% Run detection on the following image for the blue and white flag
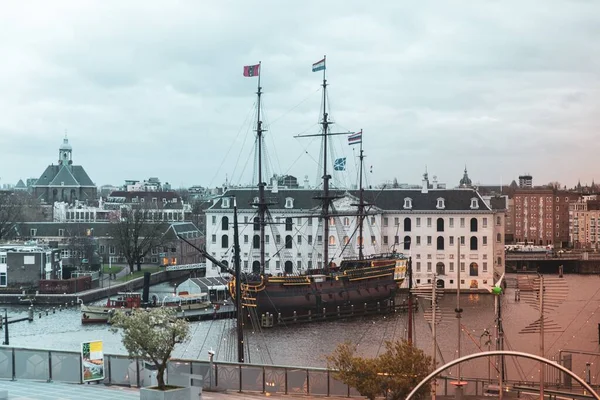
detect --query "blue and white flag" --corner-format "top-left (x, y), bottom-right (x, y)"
top-left (334, 157), bottom-right (346, 171)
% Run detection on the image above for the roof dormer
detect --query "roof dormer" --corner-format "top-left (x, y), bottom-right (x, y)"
top-left (252, 197), bottom-right (259, 208)
top-left (470, 197), bottom-right (479, 209)
top-left (403, 197), bottom-right (413, 210)
top-left (221, 197), bottom-right (230, 208)
top-left (436, 197), bottom-right (445, 210)
top-left (285, 197), bottom-right (294, 209)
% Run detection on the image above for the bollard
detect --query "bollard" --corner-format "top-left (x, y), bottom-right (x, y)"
top-left (351, 305), bottom-right (354, 315)
top-left (337, 306), bottom-right (341, 317)
top-left (322, 308), bottom-right (326, 318)
top-left (293, 311), bottom-right (297, 322)
top-left (377, 301), bottom-right (380, 312)
top-left (39, 313), bottom-right (42, 319)
top-left (53, 307), bottom-right (55, 314)
top-left (46, 311), bottom-right (48, 316)
top-left (28, 307), bottom-right (33, 321)
top-left (308, 310), bottom-right (312, 321)
top-left (278, 313), bottom-right (281, 325)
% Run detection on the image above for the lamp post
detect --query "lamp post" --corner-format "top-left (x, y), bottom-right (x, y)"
top-left (2, 309), bottom-right (8, 345)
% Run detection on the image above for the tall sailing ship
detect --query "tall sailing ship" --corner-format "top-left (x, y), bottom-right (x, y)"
top-left (222, 57), bottom-right (408, 324)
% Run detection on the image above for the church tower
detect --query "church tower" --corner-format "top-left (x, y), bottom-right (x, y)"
top-left (58, 137), bottom-right (73, 167)
top-left (459, 166), bottom-right (473, 188)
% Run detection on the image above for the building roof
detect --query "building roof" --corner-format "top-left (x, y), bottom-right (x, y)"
top-left (34, 165), bottom-right (95, 187)
top-left (209, 188), bottom-right (491, 212)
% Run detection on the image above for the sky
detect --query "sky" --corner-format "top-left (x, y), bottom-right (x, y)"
top-left (1, 1), bottom-right (599, 190)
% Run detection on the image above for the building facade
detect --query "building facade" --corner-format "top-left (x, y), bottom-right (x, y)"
top-left (205, 181), bottom-right (503, 291)
top-left (569, 197), bottom-right (600, 249)
top-left (0, 245), bottom-right (62, 288)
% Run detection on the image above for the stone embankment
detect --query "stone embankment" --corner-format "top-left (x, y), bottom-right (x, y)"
top-left (0, 270), bottom-right (190, 305)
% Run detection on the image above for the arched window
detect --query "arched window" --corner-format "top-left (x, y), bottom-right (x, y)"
top-left (252, 261), bottom-right (260, 274)
top-left (221, 216), bottom-right (229, 231)
top-left (470, 236), bottom-right (478, 250)
top-left (344, 217), bottom-right (350, 226)
top-left (437, 236), bottom-right (444, 250)
top-left (253, 217), bottom-right (259, 231)
top-left (403, 235), bottom-right (411, 250)
top-left (285, 217), bottom-right (293, 231)
top-left (284, 261), bottom-right (293, 274)
top-left (404, 217), bottom-right (411, 232)
top-left (221, 260), bottom-right (229, 267)
top-left (253, 235), bottom-right (260, 249)
top-left (497, 233), bottom-right (502, 243)
top-left (470, 218), bottom-right (478, 232)
top-left (285, 235), bottom-right (293, 249)
top-left (469, 262), bottom-right (479, 276)
top-left (329, 235), bottom-right (336, 245)
top-left (329, 217), bottom-right (335, 226)
top-left (437, 218), bottom-right (444, 232)
top-left (436, 262), bottom-right (445, 275)
top-left (221, 235), bottom-right (228, 248)
top-left (343, 236), bottom-right (350, 245)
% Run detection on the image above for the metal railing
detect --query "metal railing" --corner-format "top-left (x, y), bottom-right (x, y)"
top-left (0, 346), bottom-right (360, 397)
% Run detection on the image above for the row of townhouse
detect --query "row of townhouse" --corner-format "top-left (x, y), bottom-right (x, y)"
top-left (205, 183), bottom-right (506, 290)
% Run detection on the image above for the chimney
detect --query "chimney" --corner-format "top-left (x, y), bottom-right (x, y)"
top-left (432, 175), bottom-right (438, 189)
top-left (271, 178), bottom-right (279, 193)
top-left (421, 172), bottom-right (429, 194)
top-left (304, 175), bottom-right (310, 189)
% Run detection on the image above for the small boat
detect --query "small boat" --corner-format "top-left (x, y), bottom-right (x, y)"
top-left (161, 292), bottom-right (212, 311)
top-left (81, 292), bottom-right (142, 324)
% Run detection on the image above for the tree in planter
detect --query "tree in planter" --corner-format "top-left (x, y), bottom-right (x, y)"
top-left (109, 205), bottom-right (168, 273)
top-left (327, 339), bottom-right (433, 400)
top-left (110, 307), bottom-right (189, 390)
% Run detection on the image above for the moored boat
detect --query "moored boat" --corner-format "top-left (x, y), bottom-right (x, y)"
top-left (81, 292), bottom-right (142, 324)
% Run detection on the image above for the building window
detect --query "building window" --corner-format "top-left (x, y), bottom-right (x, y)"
top-left (297, 236), bottom-right (302, 245)
top-left (460, 236), bottom-right (465, 245)
top-left (449, 262), bottom-right (454, 272)
top-left (470, 236), bottom-right (478, 250)
top-left (496, 233), bottom-right (501, 243)
top-left (460, 218), bottom-right (465, 228)
top-left (371, 236), bottom-right (376, 245)
top-left (221, 235), bottom-right (229, 248)
top-left (403, 197), bottom-right (412, 209)
top-left (100, 245), bottom-right (106, 254)
top-left (253, 235), bottom-right (260, 249)
top-left (470, 218), bottom-right (478, 232)
top-left (211, 235), bottom-right (216, 244)
top-left (109, 245), bottom-right (115, 255)
top-left (427, 262), bottom-right (432, 272)
top-left (437, 236), bottom-right (444, 250)
top-left (497, 256), bottom-right (502, 265)
top-left (383, 236), bottom-right (389, 245)
top-left (394, 217), bottom-right (399, 226)
top-left (482, 236), bottom-right (487, 246)
top-left (221, 197), bottom-right (230, 208)
top-left (437, 218), bottom-right (444, 232)
top-left (416, 262), bottom-right (421, 272)
top-left (416, 236), bottom-right (421, 246)
top-left (244, 235), bottom-right (249, 244)
top-left (0, 273), bottom-right (6, 287)
top-left (436, 262), bottom-right (445, 275)
top-left (427, 218), bottom-right (432, 228)
top-left (404, 236), bottom-right (411, 250)
top-left (30, 229), bottom-right (37, 237)
top-left (344, 217), bottom-right (350, 226)
top-left (383, 217), bottom-right (388, 227)
top-left (482, 218), bottom-right (488, 228)
top-left (58, 229), bottom-right (64, 237)
top-left (483, 262), bottom-right (488, 272)
top-left (449, 218), bottom-right (454, 228)
top-left (308, 217), bottom-right (312, 226)
top-left (436, 198), bottom-right (445, 209)
top-left (344, 236), bottom-right (350, 245)
top-left (404, 218), bottom-right (411, 232)
top-left (285, 218), bottom-right (293, 231)
top-left (221, 216), bottom-right (229, 231)
top-left (427, 236), bottom-right (432, 245)
top-left (285, 197), bottom-right (294, 208)
top-left (286, 235), bottom-right (293, 249)
top-left (370, 217), bottom-right (376, 226)
top-left (460, 262), bottom-right (465, 272)
top-left (449, 236), bottom-right (454, 246)
top-left (469, 262), bottom-right (478, 276)
top-left (307, 235), bottom-right (312, 245)
top-left (470, 198), bottom-right (479, 209)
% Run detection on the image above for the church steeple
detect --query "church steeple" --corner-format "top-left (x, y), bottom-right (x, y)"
top-left (58, 136), bottom-right (73, 167)
top-left (459, 165), bottom-right (472, 188)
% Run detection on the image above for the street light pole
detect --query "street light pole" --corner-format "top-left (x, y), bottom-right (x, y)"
top-left (3, 309), bottom-right (8, 346)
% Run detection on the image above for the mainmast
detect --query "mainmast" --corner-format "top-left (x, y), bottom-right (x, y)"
top-left (255, 62), bottom-right (267, 275)
top-left (319, 56), bottom-right (332, 271)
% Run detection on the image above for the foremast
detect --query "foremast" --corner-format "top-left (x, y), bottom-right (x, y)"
top-left (254, 62), bottom-right (268, 275)
top-left (319, 56), bottom-right (333, 271)
top-left (357, 132), bottom-right (365, 260)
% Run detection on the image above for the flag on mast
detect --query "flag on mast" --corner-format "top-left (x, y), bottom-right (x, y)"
top-left (243, 64), bottom-right (260, 77)
top-left (312, 58), bottom-right (325, 72)
top-left (333, 157), bottom-right (346, 171)
top-left (348, 130), bottom-right (362, 145)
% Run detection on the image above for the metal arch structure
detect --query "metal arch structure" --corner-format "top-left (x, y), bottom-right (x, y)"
top-left (405, 350), bottom-right (600, 400)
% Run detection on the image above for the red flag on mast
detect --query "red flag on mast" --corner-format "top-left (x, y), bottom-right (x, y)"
top-left (243, 64), bottom-right (260, 77)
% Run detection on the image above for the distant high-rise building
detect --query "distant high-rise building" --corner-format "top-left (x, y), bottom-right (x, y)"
top-left (518, 174), bottom-right (533, 188)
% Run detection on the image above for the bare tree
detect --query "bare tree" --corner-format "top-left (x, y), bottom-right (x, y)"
top-left (64, 224), bottom-right (97, 271)
top-left (109, 206), bottom-right (168, 273)
top-left (0, 191), bottom-right (26, 241)
top-left (548, 182), bottom-right (562, 190)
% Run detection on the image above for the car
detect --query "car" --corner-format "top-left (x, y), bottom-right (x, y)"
top-left (483, 384), bottom-right (501, 397)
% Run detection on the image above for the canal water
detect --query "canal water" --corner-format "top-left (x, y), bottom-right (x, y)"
top-left (4, 274), bottom-right (600, 386)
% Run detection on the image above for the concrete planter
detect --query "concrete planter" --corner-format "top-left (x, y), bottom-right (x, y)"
top-left (139, 386), bottom-right (190, 400)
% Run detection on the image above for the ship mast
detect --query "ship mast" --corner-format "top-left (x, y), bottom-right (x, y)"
top-left (357, 131), bottom-right (365, 260)
top-left (254, 62), bottom-right (268, 274)
top-left (319, 56), bottom-right (332, 271)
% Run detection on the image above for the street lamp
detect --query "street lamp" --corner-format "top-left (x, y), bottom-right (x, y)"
top-left (1, 309), bottom-right (8, 345)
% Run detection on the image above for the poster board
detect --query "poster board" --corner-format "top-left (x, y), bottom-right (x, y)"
top-left (81, 340), bottom-right (105, 382)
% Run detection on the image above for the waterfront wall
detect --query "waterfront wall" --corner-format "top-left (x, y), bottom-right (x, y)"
top-left (0, 270), bottom-right (190, 305)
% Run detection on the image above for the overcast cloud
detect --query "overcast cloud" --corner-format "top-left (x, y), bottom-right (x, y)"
top-left (1, 1), bottom-right (598, 190)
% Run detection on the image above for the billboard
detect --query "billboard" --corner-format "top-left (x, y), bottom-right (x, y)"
top-left (81, 340), bottom-right (105, 382)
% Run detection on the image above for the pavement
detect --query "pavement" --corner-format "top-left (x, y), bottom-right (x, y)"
top-left (0, 380), bottom-right (354, 400)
